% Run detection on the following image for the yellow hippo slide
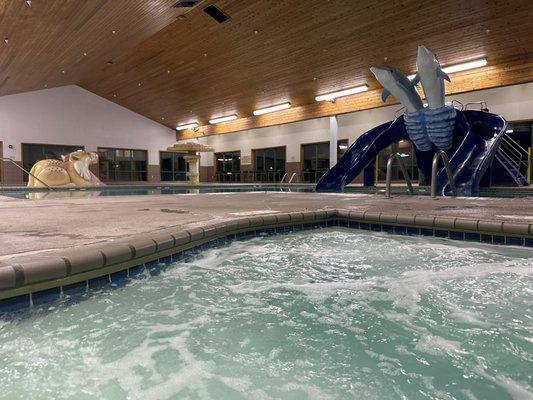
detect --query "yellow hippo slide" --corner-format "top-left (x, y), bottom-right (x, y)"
top-left (27, 150), bottom-right (105, 188)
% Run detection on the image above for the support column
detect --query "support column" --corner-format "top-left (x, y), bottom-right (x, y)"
top-left (183, 154), bottom-right (200, 185)
top-left (329, 116), bottom-right (338, 168)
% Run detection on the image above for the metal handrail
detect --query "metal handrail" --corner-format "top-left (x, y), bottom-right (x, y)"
top-left (385, 153), bottom-right (414, 198)
top-left (451, 99), bottom-right (464, 111)
top-left (288, 173), bottom-right (297, 185)
top-left (431, 150), bottom-right (457, 198)
top-left (498, 147), bottom-right (528, 172)
top-left (502, 134), bottom-right (529, 157)
top-left (1, 157), bottom-right (53, 190)
top-left (280, 172), bottom-right (288, 184)
top-left (500, 144), bottom-right (528, 169)
top-left (500, 140), bottom-right (523, 160)
top-left (464, 101), bottom-right (488, 111)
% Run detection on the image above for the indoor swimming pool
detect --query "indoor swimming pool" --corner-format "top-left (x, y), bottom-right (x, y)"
top-left (0, 229), bottom-right (531, 399)
top-left (1, 185), bottom-right (532, 200)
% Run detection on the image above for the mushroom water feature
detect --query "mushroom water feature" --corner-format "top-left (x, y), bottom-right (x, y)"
top-left (166, 142), bottom-right (214, 185)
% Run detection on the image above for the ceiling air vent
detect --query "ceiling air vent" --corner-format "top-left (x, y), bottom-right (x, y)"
top-left (173, 0), bottom-right (201, 8)
top-left (203, 4), bottom-right (230, 23)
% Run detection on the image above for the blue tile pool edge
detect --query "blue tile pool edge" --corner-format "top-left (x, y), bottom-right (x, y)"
top-left (1, 215), bottom-right (532, 318)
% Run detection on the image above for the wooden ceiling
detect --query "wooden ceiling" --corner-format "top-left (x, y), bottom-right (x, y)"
top-left (1, 0), bottom-right (533, 138)
top-left (0, 0), bottom-right (204, 95)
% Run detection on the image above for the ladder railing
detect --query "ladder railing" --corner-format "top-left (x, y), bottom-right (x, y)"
top-left (1, 157), bottom-right (53, 190)
top-left (287, 172), bottom-right (297, 185)
top-left (280, 172), bottom-right (288, 184)
top-left (385, 153), bottom-right (414, 198)
top-left (500, 134), bottom-right (529, 174)
top-left (431, 150), bottom-right (457, 198)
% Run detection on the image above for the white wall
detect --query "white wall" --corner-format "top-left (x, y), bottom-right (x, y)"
top-left (192, 82), bottom-right (533, 167)
top-left (0, 85), bottom-right (175, 164)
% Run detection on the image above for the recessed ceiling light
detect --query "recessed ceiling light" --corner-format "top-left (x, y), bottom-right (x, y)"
top-left (112, 30), bottom-right (116, 35)
top-left (315, 85), bottom-right (368, 102)
top-left (83, 52), bottom-right (87, 56)
top-left (4, 38), bottom-right (8, 44)
top-left (61, 70), bottom-right (66, 74)
top-left (44, 84), bottom-right (48, 88)
top-left (408, 58), bottom-right (487, 80)
top-left (253, 102), bottom-right (291, 116)
top-left (167, 70), bottom-right (171, 74)
top-left (138, 82), bottom-right (142, 86)
top-left (176, 122), bottom-right (199, 130)
top-left (25, 0), bottom-right (31, 6)
top-left (209, 114), bottom-right (238, 124)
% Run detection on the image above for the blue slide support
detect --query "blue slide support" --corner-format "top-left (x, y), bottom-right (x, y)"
top-left (315, 117), bottom-right (433, 193)
top-left (316, 109), bottom-right (507, 197)
top-left (435, 110), bottom-right (507, 196)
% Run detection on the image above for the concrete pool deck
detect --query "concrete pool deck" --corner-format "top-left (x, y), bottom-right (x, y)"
top-left (1, 191), bottom-right (532, 260)
top-left (0, 191), bottom-right (532, 303)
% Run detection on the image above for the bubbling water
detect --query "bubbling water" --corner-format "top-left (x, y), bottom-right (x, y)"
top-left (0, 229), bottom-right (532, 399)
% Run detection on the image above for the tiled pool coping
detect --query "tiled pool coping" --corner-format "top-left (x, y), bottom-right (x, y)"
top-left (1, 209), bottom-right (532, 315)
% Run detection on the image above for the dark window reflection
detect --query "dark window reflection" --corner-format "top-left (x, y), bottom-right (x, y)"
top-left (160, 152), bottom-right (188, 181)
top-left (215, 151), bottom-right (241, 182)
top-left (253, 147), bottom-right (285, 182)
top-left (301, 140), bottom-right (348, 183)
top-left (98, 148), bottom-right (147, 182)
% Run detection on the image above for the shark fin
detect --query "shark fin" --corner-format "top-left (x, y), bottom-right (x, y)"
top-left (381, 89), bottom-right (391, 102)
top-left (438, 68), bottom-right (451, 82)
top-left (410, 73), bottom-right (420, 86)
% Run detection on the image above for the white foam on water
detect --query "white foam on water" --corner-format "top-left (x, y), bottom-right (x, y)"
top-left (414, 334), bottom-right (465, 356)
top-left (1, 228), bottom-right (532, 399)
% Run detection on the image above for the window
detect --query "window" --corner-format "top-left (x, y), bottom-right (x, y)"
top-left (301, 140), bottom-right (348, 183)
top-left (215, 151), bottom-right (240, 182)
top-left (253, 147), bottom-right (285, 182)
top-left (160, 152), bottom-right (188, 181)
top-left (376, 140), bottom-right (419, 183)
top-left (98, 148), bottom-right (147, 182)
top-left (22, 143), bottom-right (84, 182)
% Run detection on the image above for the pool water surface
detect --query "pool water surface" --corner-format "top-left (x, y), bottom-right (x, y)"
top-left (0, 229), bottom-right (531, 399)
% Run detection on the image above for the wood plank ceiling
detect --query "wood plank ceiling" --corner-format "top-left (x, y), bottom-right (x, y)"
top-left (1, 0), bottom-right (533, 138)
top-left (0, 0), bottom-right (203, 95)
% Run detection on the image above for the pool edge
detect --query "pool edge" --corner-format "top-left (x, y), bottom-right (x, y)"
top-left (1, 209), bottom-right (532, 313)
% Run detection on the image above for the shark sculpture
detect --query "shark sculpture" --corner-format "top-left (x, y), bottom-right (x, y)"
top-left (370, 66), bottom-right (423, 113)
top-left (371, 45), bottom-right (456, 151)
top-left (370, 65), bottom-right (432, 151)
top-left (412, 44), bottom-right (450, 109)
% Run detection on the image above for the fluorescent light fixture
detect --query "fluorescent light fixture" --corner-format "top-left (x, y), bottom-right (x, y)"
top-left (315, 85), bottom-right (368, 102)
top-left (408, 58), bottom-right (487, 80)
top-left (506, 129), bottom-right (514, 133)
top-left (209, 114), bottom-right (237, 124)
top-left (176, 122), bottom-right (198, 131)
top-left (253, 102), bottom-right (291, 116)
top-left (339, 145), bottom-right (348, 150)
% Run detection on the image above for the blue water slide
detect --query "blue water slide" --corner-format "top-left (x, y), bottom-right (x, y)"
top-left (316, 118), bottom-right (434, 192)
top-left (435, 109), bottom-right (507, 196)
top-left (316, 108), bottom-right (508, 196)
